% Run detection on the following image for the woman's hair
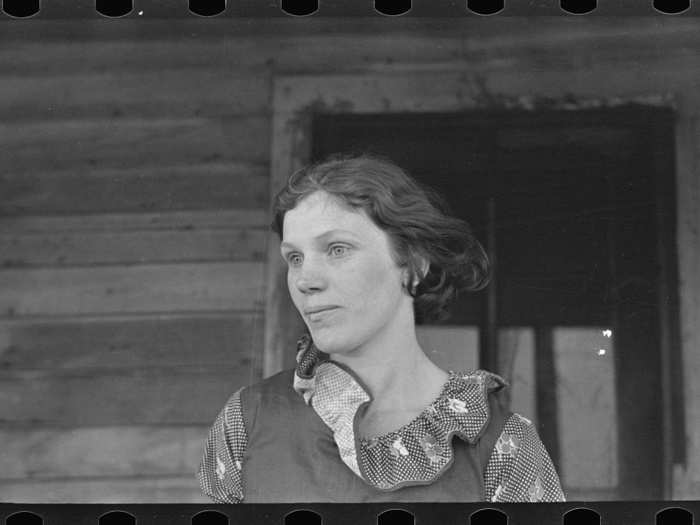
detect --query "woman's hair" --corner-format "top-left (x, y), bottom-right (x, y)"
top-left (271, 154), bottom-right (490, 323)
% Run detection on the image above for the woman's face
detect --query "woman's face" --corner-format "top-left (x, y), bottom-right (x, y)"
top-left (281, 190), bottom-right (411, 355)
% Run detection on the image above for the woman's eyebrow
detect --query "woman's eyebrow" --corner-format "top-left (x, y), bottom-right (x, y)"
top-left (280, 229), bottom-right (358, 250)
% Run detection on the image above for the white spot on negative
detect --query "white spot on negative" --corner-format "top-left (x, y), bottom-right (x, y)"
top-left (391, 437), bottom-right (409, 457)
top-left (492, 484), bottom-right (504, 502)
top-left (516, 413), bottom-right (532, 426)
top-left (215, 456), bottom-right (226, 480)
top-left (448, 398), bottom-right (469, 414)
top-left (528, 476), bottom-right (545, 502)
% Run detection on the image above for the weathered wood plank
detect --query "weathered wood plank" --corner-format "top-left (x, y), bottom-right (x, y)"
top-left (461, 18), bottom-right (698, 55)
top-left (0, 117), bottom-right (269, 175)
top-left (2, 20), bottom-right (699, 81)
top-left (0, 367), bottom-right (253, 425)
top-left (0, 425), bottom-right (209, 479)
top-left (264, 102), bottom-right (309, 377)
top-left (0, 18), bottom-right (695, 43)
top-left (0, 19), bottom-right (449, 41)
top-left (0, 209), bottom-right (268, 234)
top-left (0, 313), bottom-right (264, 370)
top-left (0, 475), bottom-right (208, 503)
top-left (0, 262), bottom-right (265, 317)
top-left (0, 163), bottom-right (268, 215)
top-left (673, 103), bottom-right (700, 498)
top-left (463, 62), bottom-right (695, 104)
top-left (273, 70), bottom-right (685, 118)
top-left (0, 227), bottom-right (267, 268)
top-left (0, 70), bottom-right (270, 121)
top-left (0, 32), bottom-right (464, 76)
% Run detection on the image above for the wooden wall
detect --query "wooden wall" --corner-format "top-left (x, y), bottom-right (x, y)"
top-left (0, 17), bottom-right (699, 502)
top-left (0, 19), bottom-right (276, 502)
top-left (0, 17), bottom-right (473, 503)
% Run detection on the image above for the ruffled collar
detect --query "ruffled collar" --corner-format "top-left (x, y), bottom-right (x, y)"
top-left (292, 334), bottom-right (507, 491)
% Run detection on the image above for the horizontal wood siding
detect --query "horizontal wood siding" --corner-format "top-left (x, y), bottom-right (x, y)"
top-left (1, 117), bottom-right (269, 175)
top-left (0, 313), bottom-right (263, 370)
top-left (0, 476), bottom-right (208, 503)
top-left (0, 70), bottom-right (270, 120)
top-left (0, 262), bottom-right (264, 316)
top-left (0, 30), bottom-right (465, 76)
top-left (0, 426), bottom-right (209, 480)
top-left (0, 210), bottom-right (267, 233)
top-left (0, 163), bottom-right (268, 215)
top-left (0, 20), bottom-right (282, 501)
top-left (0, 228), bottom-right (267, 267)
top-left (0, 367), bottom-right (248, 425)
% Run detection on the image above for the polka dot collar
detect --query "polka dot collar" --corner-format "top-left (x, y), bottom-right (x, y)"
top-left (292, 334), bottom-right (507, 491)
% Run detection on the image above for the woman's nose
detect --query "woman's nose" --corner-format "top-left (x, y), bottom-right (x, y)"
top-left (295, 263), bottom-right (326, 294)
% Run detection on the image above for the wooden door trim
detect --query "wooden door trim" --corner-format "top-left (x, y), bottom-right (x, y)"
top-left (266, 70), bottom-right (694, 498)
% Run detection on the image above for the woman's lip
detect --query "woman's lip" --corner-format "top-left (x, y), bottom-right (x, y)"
top-left (306, 307), bottom-right (339, 320)
top-left (305, 306), bottom-right (339, 315)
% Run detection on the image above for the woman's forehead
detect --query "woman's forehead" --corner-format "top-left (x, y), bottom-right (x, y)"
top-left (282, 192), bottom-right (379, 242)
top-left (286, 192), bottom-right (357, 225)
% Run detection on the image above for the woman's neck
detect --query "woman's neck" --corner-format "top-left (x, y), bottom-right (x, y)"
top-left (331, 315), bottom-right (449, 434)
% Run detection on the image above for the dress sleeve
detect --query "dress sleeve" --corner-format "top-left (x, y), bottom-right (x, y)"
top-left (196, 388), bottom-right (248, 503)
top-left (483, 413), bottom-right (566, 502)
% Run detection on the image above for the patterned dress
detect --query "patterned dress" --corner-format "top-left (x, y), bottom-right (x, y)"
top-left (197, 334), bottom-right (565, 503)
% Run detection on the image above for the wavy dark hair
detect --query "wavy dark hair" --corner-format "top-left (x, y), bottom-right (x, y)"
top-left (270, 154), bottom-right (490, 323)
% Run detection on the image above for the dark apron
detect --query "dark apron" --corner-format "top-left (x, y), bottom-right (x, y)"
top-left (240, 370), bottom-right (506, 503)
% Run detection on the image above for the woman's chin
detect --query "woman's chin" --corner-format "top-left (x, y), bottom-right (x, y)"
top-left (309, 332), bottom-right (353, 356)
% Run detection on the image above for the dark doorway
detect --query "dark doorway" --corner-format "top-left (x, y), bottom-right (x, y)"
top-left (312, 107), bottom-right (682, 500)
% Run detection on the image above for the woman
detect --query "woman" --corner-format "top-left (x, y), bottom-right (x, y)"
top-left (197, 154), bottom-right (565, 503)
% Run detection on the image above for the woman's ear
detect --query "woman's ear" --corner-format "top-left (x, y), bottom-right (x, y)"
top-left (407, 256), bottom-right (429, 294)
top-left (419, 258), bottom-right (430, 279)
top-left (412, 254), bottom-right (429, 281)
top-left (401, 253), bottom-right (429, 292)
top-left (401, 267), bottom-right (412, 289)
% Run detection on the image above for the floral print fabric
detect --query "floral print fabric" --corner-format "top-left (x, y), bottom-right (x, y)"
top-left (197, 389), bottom-right (247, 503)
top-left (484, 413), bottom-right (565, 502)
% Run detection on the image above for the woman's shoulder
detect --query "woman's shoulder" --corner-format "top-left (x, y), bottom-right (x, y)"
top-left (235, 368), bottom-right (303, 414)
top-left (242, 368), bottom-right (296, 395)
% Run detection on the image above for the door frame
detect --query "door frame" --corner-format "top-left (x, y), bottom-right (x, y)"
top-left (265, 70), bottom-right (695, 499)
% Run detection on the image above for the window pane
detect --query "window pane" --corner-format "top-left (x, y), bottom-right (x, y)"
top-left (553, 327), bottom-right (618, 491)
top-left (417, 325), bottom-right (478, 372)
top-left (499, 327), bottom-right (537, 426)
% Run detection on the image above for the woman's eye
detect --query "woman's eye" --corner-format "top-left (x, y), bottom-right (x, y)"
top-left (287, 254), bottom-right (302, 266)
top-left (329, 244), bottom-right (349, 257)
